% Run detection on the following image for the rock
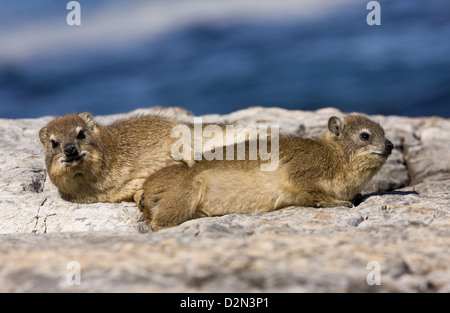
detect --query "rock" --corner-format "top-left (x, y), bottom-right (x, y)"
top-left (402, 117), bottom-right (450, 192)
top-left (0, 106), bottom-right (449, 292)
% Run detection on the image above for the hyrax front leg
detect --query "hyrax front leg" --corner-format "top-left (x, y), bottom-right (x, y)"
top-left (316, 198), bottom-right (353, 208)
top-left (300, 187), bottom-right (354, 208)
top-left (133, 189), bottom-right (144, 207)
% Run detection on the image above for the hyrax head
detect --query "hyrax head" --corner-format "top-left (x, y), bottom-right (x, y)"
top-left (327, 115), bottom-right (394, 161)
top-left (39, 113), bottom-right (102, 173)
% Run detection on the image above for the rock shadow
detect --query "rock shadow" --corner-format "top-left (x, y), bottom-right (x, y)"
top-left (353, 190), bottom-right (420, 206)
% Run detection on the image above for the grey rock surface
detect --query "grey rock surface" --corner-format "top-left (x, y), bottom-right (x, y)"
top-left (0, 107), bottom-right (449, 292)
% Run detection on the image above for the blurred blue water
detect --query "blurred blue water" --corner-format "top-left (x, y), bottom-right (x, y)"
top-left (0, 0), bottom-right (449, 118)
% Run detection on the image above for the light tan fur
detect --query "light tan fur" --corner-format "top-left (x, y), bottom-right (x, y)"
top-left (40, 112), bottom-right (260, 204)
top-left (139, 115), bottom-right (394, 231)
top-left (39, 113), bottom-right (196, 204)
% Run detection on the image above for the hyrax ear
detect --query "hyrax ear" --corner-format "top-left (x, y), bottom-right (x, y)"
top-left (78, 112), bottom-right (96, 130)
top-left (39, 127), bottom-right (48, 145)
top-left (328, 116), bottom-right (342, 137)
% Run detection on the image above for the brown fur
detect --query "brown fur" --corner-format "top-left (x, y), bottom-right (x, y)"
top-left (140, 115), bottom-right (394, 231)
top-left (39, 112), bottom-right (263, 204)
top-left (39, 113), bottom-right (201, 204)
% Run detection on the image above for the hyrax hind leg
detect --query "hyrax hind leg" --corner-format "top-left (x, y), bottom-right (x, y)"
top-left (139, 165), bottom-right (203, 231)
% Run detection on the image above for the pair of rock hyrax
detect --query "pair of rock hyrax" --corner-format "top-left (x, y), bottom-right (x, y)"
top-left (39, 113), bottom-right (393, 231)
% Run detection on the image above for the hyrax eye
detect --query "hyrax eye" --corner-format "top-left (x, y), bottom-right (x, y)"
top-left (51, 140), bottom-right (59, 149)
top-left (359, 132), bottom-right (370, 141)
top-left (77, 130), bottom-right (86, 140)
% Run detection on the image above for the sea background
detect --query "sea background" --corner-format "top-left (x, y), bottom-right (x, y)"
top-left (0, 0), bottom-right (449, 119)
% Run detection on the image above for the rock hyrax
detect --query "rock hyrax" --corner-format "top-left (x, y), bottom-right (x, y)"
top-left (139, 115), bottom-right (394, 230)
top-left (39, 112), bottom-right (198, 204)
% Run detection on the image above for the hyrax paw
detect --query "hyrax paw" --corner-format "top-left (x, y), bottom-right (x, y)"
top-left (134, 189), bottom-right (145, 208)
top-left (341, 201), bottom-right (354, 208)
top-left (149, 223), bottom-right (165, 232)
top-left (138, 194), bottom-right (146, 212)
top-left (330, 200), bottom-right (353, 208)
top-left (316, 199), bottom-right (354, 208)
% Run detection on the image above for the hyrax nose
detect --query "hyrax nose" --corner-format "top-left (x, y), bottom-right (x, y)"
top-left (385, 140), bottom-right (394, 152)
top-left (64, 144), bottom-right (78, 157)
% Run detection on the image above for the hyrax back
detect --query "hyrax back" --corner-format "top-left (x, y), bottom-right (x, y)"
top-left (39, 112), bottom-right (196, 204)
top-left (140, 114), bottom-right (394, 231)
